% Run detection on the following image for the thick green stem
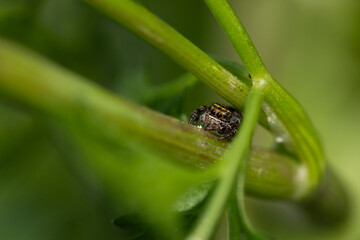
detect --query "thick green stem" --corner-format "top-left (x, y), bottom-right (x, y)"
top-left (82, 0), bottom-right (268, 127)
top-left (0, 37), bottom-right (304, 200)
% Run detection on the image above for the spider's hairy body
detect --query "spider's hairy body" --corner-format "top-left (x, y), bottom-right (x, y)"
top-left (188, 103), bottom-right (242, 141)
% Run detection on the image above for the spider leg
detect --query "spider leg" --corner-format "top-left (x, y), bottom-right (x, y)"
top-left (218, 111), bottom-right (242, 141)
top-left (204, 124), bottom-right (221, 131)
top-left (227, 111), bottom-right (242, 131)
top-left (230, 111), bottom-right (242, 126)
top-left (188, 105), bottom-right (207, 125)
top-left (218, 129), bottom-right (237, 141)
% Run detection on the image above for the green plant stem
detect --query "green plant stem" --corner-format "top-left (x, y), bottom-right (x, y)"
top-left (0, 37), bottom-right (304, 200)
top-left (82, 0), bottom-right (324, 196)
top-left (82, 0), bottom-right (269, 127)
top-left (204, 0), bottom-right (324, 194)
top-left (227, 190), bottom-right (261, 240)
top-left (203, 0), bottom-right (267, 79)
top-left (186, 83), bottom-right (264, 240)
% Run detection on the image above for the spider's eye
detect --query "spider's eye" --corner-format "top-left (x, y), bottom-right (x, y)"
top-left (210, 109), bottom-right (216, 115)
top-left (217, 112), bottom-right (222, 118)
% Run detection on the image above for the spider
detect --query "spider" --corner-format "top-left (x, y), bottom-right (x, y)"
top-left (188, 103), bottom-right (242, 141)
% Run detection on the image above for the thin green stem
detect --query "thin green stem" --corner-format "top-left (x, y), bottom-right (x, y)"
top-left (186, 84), bottom-right (264, 240)
top-left (227, 88), bottom-right (272, 240)
top-left (203, 0), bottom-right (267, 79)
top-left (82, 0), bottom-right (269, 127)
top-left (227, 189), bottom-right (257, 240)
top-left (204, 0), bottom-right (324, 194)
top-left (227, 190), bottom-right (244, 240)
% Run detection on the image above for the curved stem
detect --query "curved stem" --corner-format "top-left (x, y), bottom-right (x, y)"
top-left (204, 0), bottom-right (324, 194)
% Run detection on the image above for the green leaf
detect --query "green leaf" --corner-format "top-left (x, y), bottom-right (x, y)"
top-left (173, 182), bottom-right (213, 213)
top-left (113, 214), bottom-right (157, 240)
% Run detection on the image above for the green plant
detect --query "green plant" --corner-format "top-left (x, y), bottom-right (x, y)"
top-left (0, 0), bottom-right (348, 239)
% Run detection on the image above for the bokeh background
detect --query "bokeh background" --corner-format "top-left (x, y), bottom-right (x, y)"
top-left (0, 0), bottom-right (359, 239)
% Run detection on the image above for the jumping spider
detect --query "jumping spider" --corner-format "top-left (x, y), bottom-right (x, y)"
top-left (188, 103), bottom-right (242, 141)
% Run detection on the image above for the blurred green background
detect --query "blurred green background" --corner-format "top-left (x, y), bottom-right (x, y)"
top-left (0, 0), bottom-right (359, 239)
